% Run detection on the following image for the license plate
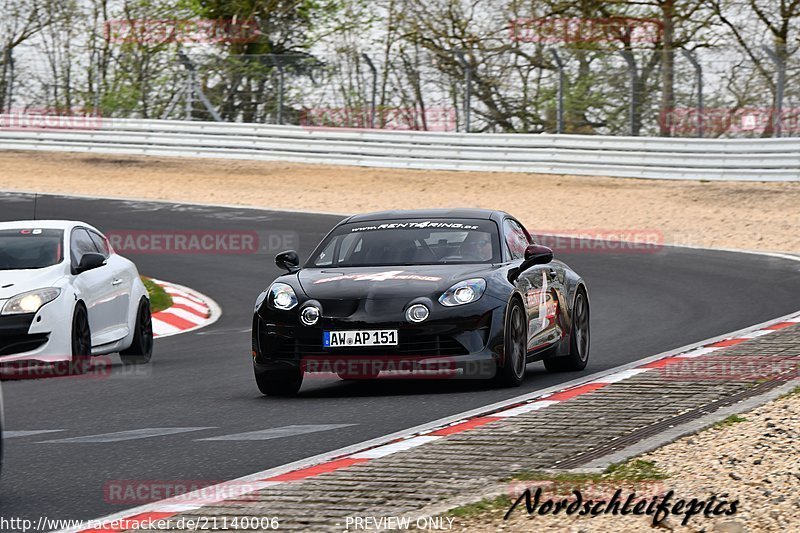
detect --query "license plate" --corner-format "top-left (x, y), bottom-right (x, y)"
top-left (323, 330), bottom-right (398, 348)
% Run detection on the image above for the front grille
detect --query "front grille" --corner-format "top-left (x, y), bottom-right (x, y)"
top-left (274, 333), bottom-right (469, 358)
top-left (0, 334), bottom-right (50, 356)
top-left (397, 333), bottom-right (468, 355)
top-left (317, 299), bottom-right (360, 318)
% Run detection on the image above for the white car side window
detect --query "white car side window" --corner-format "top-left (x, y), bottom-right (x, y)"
top-left (88, 231), bottom-right (110, 258)
top-left (71, 229), bottom-right (99, 266)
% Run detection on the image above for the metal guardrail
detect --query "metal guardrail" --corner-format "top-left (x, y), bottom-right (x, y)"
top-left (0, 116), bottom-right (798, 181)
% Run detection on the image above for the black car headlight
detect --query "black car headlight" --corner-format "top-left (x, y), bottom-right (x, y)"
top-left (438, 278), bottom-right (486, 307)
top-left (269, 282), bottom-right (298, 310)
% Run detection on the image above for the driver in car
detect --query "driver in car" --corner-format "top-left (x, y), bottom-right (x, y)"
top-left (460, 233), bottom-right (493, 262)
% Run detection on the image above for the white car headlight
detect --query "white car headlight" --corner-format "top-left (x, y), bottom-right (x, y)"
top-left (438, 278), bottom-right (486, 307)
top-left (1, 288), bottom-right (61, 315)
top-left (269, 282), bottom-right (298, 310)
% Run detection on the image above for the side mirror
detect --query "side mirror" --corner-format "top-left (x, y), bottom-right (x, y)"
top-left (275, 250), bottom-right (301, 273)
top-left (75, 252), bottom-right (106, 274)
top-left (508, 244), bottom-right (554, 282)
top-left (523, 244), bottom-right (554, 266)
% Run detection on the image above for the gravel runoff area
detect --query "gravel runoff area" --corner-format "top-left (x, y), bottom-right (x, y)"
top-left (0, 150), bottom-right (798, 253)
top-left (451, 389), bottom-right (800, 533)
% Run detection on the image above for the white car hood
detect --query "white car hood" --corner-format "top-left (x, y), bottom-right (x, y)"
top-left (0, 265), bottom-right (67, 299)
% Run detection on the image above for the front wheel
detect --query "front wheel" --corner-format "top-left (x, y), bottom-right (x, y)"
top-left (544, 290), bottom-right (589, 372)
top-left (255, 365), bottom-right (303, 396)
top-left (71, 304), bottom-right (92, 374)
top-left (120, 299), bottom-right (153, 365)
top-left (493, 299), bottom-right (527, 387)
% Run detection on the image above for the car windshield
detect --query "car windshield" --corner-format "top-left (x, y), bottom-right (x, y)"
top-left (309, 219), bottom-right (501, 267)
top-left (0, 229), bottom-right (64, 270)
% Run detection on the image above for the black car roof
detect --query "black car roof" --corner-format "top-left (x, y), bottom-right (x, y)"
top-left (343, 209), bottom-right (506, 224)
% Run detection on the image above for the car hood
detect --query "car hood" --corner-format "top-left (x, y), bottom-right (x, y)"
top-left (297, 265), bottom-right (492, 300)
top-left (0, 265), bottom-right (66, 299)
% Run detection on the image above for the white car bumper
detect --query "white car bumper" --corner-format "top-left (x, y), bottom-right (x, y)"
top-left (0, 295), bottom-right (74, 363)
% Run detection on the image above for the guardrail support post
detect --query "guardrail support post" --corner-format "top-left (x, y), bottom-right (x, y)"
top-left (185, 69), bottom-right (194, 120)
top-left (277, 63), bottom-right (285, 125)
top-left (619, 51), bottom-right (639, 136)
top-left (361, 53), bottom-right (377, 129)
top-left (174, 50), bottom-right (222, 122)
top-left (550, 49), bottom-right (565, 134)
top-left (3, 47), bottom-right (14, 113)
top-left (680, 49), bottom-right (703, 138)
top-left (455, 51), bottom-right (472, 133)
top-left (762, 45), bottom-right (785, 138)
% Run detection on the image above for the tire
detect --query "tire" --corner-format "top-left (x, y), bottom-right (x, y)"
top-left (120, 299), bottom-right (154, 365)
top-left (494, 298), bottom-right (527, 387)
top-left (70, 304), bottom-right (92, 374)
top-left (255, 365), bottom-right (303, 396)
top-left (544, 289), bottom-right (589, 372)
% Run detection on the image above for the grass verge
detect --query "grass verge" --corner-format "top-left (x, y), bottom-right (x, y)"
top-left (712, 414), bottom-right (748, 428)
top-left (141, 277), bottom-right (173, 313)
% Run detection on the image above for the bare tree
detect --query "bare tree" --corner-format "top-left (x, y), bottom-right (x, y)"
top-left (0, 0), bottom-right (53, 111)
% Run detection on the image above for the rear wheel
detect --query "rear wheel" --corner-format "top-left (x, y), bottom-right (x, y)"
top-left (70, 304), bottom-right (92, 374)
top-left (494, 299), bottom-right (527, 387)
top-left (120, 299), bottom-right (153, 365)
top-left (544, 290), bottom-right (589, 372)
top-left (255, 365), bottom-right (303, 396)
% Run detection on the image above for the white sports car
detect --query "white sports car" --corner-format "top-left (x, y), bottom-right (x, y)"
top-left (0, 220), bottom-right (153, 372)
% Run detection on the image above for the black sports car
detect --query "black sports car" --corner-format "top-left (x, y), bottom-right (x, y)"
top-left (252, 209), bottom-right (589, 396)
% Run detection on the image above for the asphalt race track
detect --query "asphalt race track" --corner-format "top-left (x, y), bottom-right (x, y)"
top-left (1, 192), bottom-right (799, 524)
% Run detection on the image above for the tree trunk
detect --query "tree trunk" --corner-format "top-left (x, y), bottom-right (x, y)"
top-left (659, 0), bottom-right (675, 136)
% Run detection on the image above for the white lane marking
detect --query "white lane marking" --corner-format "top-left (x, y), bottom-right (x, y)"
top-left (493, 400), bottom-right (561, 418)
top-left (590, 368), bottom-right (650, 384)
top-left (350, 436), bottom-right (442, 459)
top-left (160, 307), bottom-right (205, 325)
top-left (198, 424), bottom-right (356, 441)
top-left (39, 427), bottom-right (215, 443)
top-left (154, 504), bottom-right (205, 513)
top-left (197, 327), bottom-right (250, 336)
top-left (676, 347), bottom-right (723, 358)
top-left (739, 330), bottom-right (773, 338)
top-left (152, 319), bottom-right (181, 336)
top-left (4, 430), bottom-right (64, 438)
